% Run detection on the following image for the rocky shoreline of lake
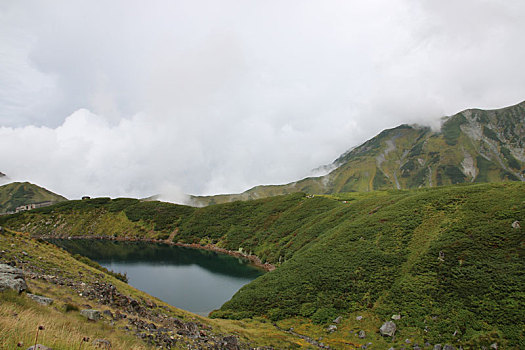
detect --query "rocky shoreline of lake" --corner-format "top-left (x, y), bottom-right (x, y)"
top-left (0, 257), bottom-right (272, 349)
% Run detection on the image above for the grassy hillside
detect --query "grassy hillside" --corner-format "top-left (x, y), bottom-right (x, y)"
top-left (218, 183), bottom-right (525, 348)
top-left (191, 100), bottom-right (525, 206)
top-left (0, 229), bottom-right (306, 349)
top-left (1, 182), bottom-right (524, 348)
top-left (0, 193), bottom-right (342, 265)
top-left (0, 182), bottom-right (67, 213)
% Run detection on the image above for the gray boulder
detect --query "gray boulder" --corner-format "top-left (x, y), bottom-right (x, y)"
top-left (434, 345), bottom-right (442, 350)
top-left (356, 315), bottom-right (363, 321)
top-left (26, 345), bottom-right (52, 350)
top-left (333, 316), bottom-right (342, 324)
top-left (358, 330), bottom-right (366, 339)
top-left (392, 314), bottom-right (401, 320)
top-left (443, 345), bottom-right (455, 350)
top-left (379, 321), bottom-right (396, 337)
top-left (326, 325), bottom-right (337, 333)
top-left (80, 309), bottom-right (101, 321)
top-left (0, 263), bottom-right (27, 293)
top-left (27, 293), bottom-right (54, 306)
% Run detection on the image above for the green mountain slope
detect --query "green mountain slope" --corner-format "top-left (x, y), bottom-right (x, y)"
top-left (219, 183), bottom-right (525, 348)
top-left (1, 182), bottom-right (524, 348)
top-left (0, 193), bottom-right (339, 265)
top-left (0, 182), bottom-right (67, 213)
top-left (191, 100), bottom-right (525, 206)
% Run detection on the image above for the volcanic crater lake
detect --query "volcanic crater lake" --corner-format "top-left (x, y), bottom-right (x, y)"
top-left (51, 239), bottom-right (264, 315)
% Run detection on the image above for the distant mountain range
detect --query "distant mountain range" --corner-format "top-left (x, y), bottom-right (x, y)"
top-left (190, 100), bottom-right (525, 206)
top-left (2, 100), bottom-right (524, 209)
top-left (0, 182), bottom-right (67, 214)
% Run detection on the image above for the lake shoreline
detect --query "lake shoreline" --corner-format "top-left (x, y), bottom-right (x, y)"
top-left (36, 234), bottom-right (276, 272)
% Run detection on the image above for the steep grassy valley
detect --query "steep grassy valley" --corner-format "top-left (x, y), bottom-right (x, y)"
top-left (1, 182), bottom-right (524, 349)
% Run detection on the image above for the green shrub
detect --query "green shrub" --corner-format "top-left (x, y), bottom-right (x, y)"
top-left (268, 308), bottom-right (289, 321)
top-left (483, 126), bottom-right (499, 142)
top-left (442, 114), bottom-right (466, 145)
top-left (501, 147), bottom-right (521, 170)
top-left (64, 303), bottom-right (79, 312)
top-left (209, 310), bottom-right (254, 320)
top-left (299, 303), bottom-right (317, 317)
top-left (311, 307), bottom-right (338, 324)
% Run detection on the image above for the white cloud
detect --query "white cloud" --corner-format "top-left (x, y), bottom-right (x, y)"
top-left (1, 0), bottom-right (524, 200)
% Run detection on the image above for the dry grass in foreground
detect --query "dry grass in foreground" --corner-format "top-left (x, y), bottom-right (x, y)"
top-left (0, 290), bottom-right (150, 350)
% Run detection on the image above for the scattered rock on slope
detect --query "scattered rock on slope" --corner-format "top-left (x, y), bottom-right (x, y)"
top-left (27, 293), bottom-right (54, 306)
top-left (80, 309), bottom-right (101, 321)
top-left (326, 325), bottom-right (337, 333)
top-left (0, 263), bottom-right (27, 293)
top-left (26, 345), bottom-right (52, 350)
top-left (379, 321), bottom-right (396, 337)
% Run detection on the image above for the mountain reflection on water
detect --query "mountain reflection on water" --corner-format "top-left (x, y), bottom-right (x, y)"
top-left (50, 239), bottom-right (264, 315)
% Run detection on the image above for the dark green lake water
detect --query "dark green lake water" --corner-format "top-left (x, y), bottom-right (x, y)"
top-left (50, 240), bottom-right (264, 315)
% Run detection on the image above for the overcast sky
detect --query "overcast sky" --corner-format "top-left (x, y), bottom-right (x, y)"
top-left (1, 0), bottom-right (524, 201)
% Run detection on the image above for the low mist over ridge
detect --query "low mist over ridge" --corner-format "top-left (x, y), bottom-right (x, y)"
top-left (2, 1), bottom-right (525, 201)
top-left (3, 99), bottom-right (525, 206)
top-left (191, 100), bottom-right (525, 205)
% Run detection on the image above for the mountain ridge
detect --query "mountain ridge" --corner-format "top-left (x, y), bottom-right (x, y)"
top-left (190, 100), bottom-right (525, 206)
top-left (0, 181), bottom-right (67, 214)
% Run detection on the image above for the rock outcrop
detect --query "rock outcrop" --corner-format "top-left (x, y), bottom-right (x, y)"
top-left (0, 263), bottom-right (27, 293)
top-left (27, 293), bottom-right (54, 306)
top-left (379, 321), bottom-right (396, 337)
top-left (80, 309), bottom-right (101, 321)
